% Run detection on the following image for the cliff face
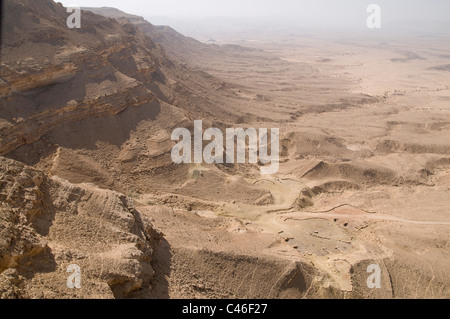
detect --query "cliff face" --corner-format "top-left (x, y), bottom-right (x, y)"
top-left (0, 156), bottom-right (162, 299)
top-left (82, 6), bottom-right (212, 63)
top-left (0, 0), bottom-right (170, 155)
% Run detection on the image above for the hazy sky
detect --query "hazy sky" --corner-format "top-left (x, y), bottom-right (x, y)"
top-left (56, 0), bottom-right (450, 21)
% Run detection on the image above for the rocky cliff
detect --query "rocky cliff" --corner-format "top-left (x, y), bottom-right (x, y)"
top-left (0, 0), bottom-right (172, 155)
top-left (0, 156), bottom-right (162, 298)
top-left (82, 6), bottom-right (214, 63)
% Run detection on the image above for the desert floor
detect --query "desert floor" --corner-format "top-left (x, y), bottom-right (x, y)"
top-left (131, 30), bottom-right (450, 298)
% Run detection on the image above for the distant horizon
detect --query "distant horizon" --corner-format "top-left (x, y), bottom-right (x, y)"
top-left (56, 0), bottom-right (450, 22)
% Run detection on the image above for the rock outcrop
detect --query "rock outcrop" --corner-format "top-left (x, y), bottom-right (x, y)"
top-left (0, 0), bottom-right (168, 155)
top-left (0, 156), bottom-right (161, 298)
